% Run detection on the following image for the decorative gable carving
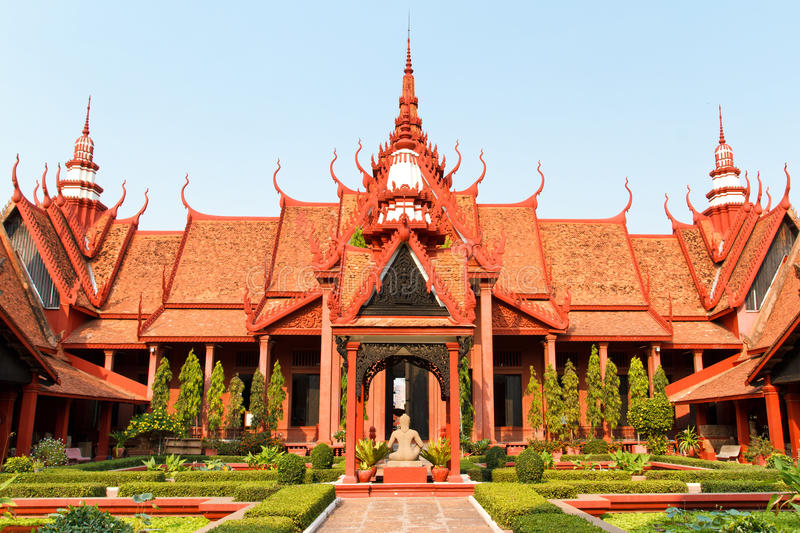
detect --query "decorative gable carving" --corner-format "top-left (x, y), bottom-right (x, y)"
top-left (360, 245), bottom-right (448, 316)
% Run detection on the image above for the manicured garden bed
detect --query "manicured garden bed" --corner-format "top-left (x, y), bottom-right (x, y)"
top-left (602, 509), bottom-right (800, 532)
top-left (0, 515), bottom-right (209, 532)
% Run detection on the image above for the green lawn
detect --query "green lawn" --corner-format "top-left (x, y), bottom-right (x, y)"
top-left (602, 510), bottom-right (800, 533)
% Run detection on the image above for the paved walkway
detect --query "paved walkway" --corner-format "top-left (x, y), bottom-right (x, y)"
top-left (319, 497), bottom-right (494, 532)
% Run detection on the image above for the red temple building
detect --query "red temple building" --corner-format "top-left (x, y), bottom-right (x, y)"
top-left (2, 42), bottom-right (799, 467)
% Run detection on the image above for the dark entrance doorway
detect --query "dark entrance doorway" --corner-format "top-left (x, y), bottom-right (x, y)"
top-left (384, 359), bottom-right (429, 441)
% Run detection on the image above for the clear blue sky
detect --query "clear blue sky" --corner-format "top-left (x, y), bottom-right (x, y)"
top-left (1, 1), bottom-right (797, 233)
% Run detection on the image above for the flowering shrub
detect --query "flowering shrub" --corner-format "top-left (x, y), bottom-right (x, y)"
top-left (2, 455), bottom-right (34, 473)
top-left (127, 411), bottom-right (184, 439)
top-left (31, 437), bottom-right (68, 467)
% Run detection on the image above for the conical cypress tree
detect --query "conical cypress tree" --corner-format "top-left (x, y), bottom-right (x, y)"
top-left (225, 374), bottom-right (245, 433)
top-left (206, 360), bottom-right (225, 436)
top-left (525, 365), bottom-right (544, 434)
top-left (628, 356), bottom-right (649, 408)
top-left (266, 360), bottom-right (286, 438)
top-left (602, 360), bottom-right (621, 438)
top-left (543, 363), bottom-right (564, 440)
top-left (174, 349), bottom-right (203, 433)
top-left (561, 359), bottom-right (580, 440)
top-left (586, 345), bottom-right (604, 432)
top-left (150, 356), bottom-right (172, 413)
top-left (250, 368), bottom-right (267, 431)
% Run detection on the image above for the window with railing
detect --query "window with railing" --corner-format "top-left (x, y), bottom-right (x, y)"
top-left (746, 221), bottom-right (797, 311)
top-left (3, 212), bottom-right (59, 308)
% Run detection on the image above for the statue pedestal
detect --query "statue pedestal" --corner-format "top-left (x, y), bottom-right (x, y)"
top-left (383, 461), bottom-right (427, 483)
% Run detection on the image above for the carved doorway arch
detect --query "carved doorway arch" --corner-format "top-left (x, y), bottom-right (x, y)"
top-left (357, 343), bottom-right (449, 401)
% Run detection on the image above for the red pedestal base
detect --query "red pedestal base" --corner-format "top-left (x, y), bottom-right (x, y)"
top-left (382, 466), bottom-right (427, 484)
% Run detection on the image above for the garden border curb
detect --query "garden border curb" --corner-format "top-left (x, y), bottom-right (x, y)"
top-left (549, 498), bottom-right (626, 533)
top-left (467, 495), bottom-right (505, 533)
top-left (303, 496), bottom-right (341, 533)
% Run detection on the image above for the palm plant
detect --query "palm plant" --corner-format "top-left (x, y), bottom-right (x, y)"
top-left (676, 426), bottom-right (701, 456)
top-left (355, 439), bottom-right (390, 470)
top-left (420, 438), bottom-right (451, 467)
top-left (610, 450), bottom-right (651, 475)
top-left (539, 451), bottom-right (555, 469)
top-left (162, 454), bottom-right (188, 476)
top-left (245, 445), bottom-right (285, 470)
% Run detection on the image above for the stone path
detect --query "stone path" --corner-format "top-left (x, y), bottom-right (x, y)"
top-left (318, 497), bottom-right (494, 532)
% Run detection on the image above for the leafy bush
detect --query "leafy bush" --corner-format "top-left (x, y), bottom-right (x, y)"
top-left (31, 437), bottom-right (68, 467)
top-left (628, 394), bottom-right (673, 442)
top-left (277, 453), bottom-right (306, 485)
top-left (610, 450), bottom-right (650, 475)
top-left (701, 479), bottom-right (788, 493)
top-left (744, 434), bottom-right (775, 462)
top-left (246, 445), bottom-right (285, 470)
top-left (526, 440), bottom-right (563, 454)
top-left (246, 484), bottom-right (335, 531)
top-left (581, 438), bottom-right (609, 454)
top-left (647, 434), bottom-right (669, 455)
top-left (173, 470), bottom-right (278, 482)
top-left (0, 483), bottom-right (106, 497)
top-left (516, 447), bottom-right (545, 483)
top-left (485, 446), bottom-right (507, 469)
top-left (529, 482), bottom-right (579, 499)
top-left (466, 438), bottom-right (491, 455)
top-left (473, 483), bottom-right (560, 529)
top-left (2, 456), bottom-right (33, 473)
top-left (514, 513), bottom-right (602, 533)
top-left (544, 469), bottom-right (630, 481)
top-left (210, 516), bottom-right (295, 533)
top-left (126, 411), bottom-right (184, 442)
top-left (309, 443), bottom-right (334, 469)
top-left (719, 513), bottom-right (778, 533)
top-left (38, 505), bottom-right (133, 533)
top-left (646, 470), bottom-right (779, 482)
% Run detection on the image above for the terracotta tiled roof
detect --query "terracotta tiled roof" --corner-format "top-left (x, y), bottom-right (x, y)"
top-left (492, 300), bottom-right (551, 332)
top-left (565, 310), bottom-right (669, 338)
top-left (169, 219), bottom-right (278, 304)
top-left (87, 222), bottom-right (134, 297)
top-left (725, 211), bottom-right (784, 302)
top-left (455, 195), bottom-right (478, 237)
top-left (63, 318), bottom-right (140, 346)
top-left (539, 221), bottom-right (646, 306)
top-left (478, 206), bottom-right (546, 294)
top-left (339, 248), bottom-right (376, 310)
top-left (268, 205), bottom-right (339, 292)
top-left (432, 249), bottom-right (467, 307)
top-left (630, 236), bottom-right (705, 316)
top-left (670, 356), bottom-right (762, 404)
top-left (25, 205), bottom-right (79, 293)
top-left (103, 233), bottom-right (181, 314)
top-left (670, 321), bottom-right (740, 346)
top-left (337, 193), bottom-right (359, 236)
top-left (40, 355), bottom-right (146, 402)
top-left (676, 227), bottom-right (717, 296)
top-left (140, 308), bottom-right (250, 338)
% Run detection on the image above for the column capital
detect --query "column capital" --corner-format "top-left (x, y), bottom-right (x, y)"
top-left (545, 334), bottom-right (557, 342)
top-left (598, 341), bottom-right (609, 348)
top-left (345, 341), bottom-right (361, 351)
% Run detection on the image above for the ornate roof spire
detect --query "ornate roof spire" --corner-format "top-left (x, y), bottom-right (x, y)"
top-left (711, 105), bottom-right (738, 177)
top-left (83, 95), bottom-right (92, 136)
top-left (394, 29), bottom-right (421, 149)
top-left (66, 96), bottom-right (99, 172)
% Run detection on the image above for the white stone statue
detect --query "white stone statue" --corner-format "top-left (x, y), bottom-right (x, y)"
top-left (386, 413), bottom-right (424, 462)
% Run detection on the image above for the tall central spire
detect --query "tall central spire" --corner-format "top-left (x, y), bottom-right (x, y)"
top-left (394, 32), bottom-right (422, 148)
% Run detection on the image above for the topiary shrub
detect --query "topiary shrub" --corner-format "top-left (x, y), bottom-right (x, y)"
top-left (31, 437), bottom-right (68, 467)
top-left (515, 447), bottom-right (545, 483)
top-left (2, 456), bottom-right (33, 473)
top-left (310, 443), bottom-right (334, 469)
top-left (276, 453), bottom-right (306, 485)
top-left (38, 505), bottom-right (133, 533)
top-left (581, 438), bottom-right (609, 454)
top-left (485, 446), bottom-right (507, 469)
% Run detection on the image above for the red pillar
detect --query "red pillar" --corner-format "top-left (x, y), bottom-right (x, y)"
top-left (598, 342), bottom-right (608, 379)
top-left (258, 335), bottom-right (271, 379)
top-left (784, 392), bottom-right (800, 459)
top-left (762, 379), bottom-right (785, 453)
top-left (0, 391), bottom-right (18, 463)
top-left (693, 349), bottom-right (704, 373)
top-left (54, 398), bottom-right (72, 443)
top-left (355, 384), bottom-right (365, 445)
top-left (330, 346), bottom-right (341, 439)
top-left (479, 284), bottom-right (495, 441)
top-left (104, 349), bottom-right (115, 372)
top-left (734, 400), bottom-right (751, 457)
top-left (16, 376), bottom-right (39, 456)
top-left (318, 290), bottom-right (333, 443)
top-left (146, 345), bottom-right (159, 401)
top-left (203, 344), bottom-right (215, 436)
top-left (343, 342), bottom-right (359, 484)
top-left (94, 402), bottom-right (113, 460)
top-left (447, 343), bottom-right (462, 482)
top-left (648, 345), bottom-right (661, 396)
top-left (695, 403), bottom-right (708, 428)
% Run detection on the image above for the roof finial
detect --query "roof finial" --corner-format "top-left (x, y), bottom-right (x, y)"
top-left (718, 104), bottom-right (725, 144)
top-left (83, 96), bottom-right (92, 136)
top-left (405, 11), bottom-right (412, 74)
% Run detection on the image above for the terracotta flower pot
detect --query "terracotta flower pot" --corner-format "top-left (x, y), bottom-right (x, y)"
top-left (754, 454), bottom-right (767, 466)
top-left (431, 466), bottom-right (449, 482)
top-left (113, 447), bottom-right (125, 458)
top-left (370, 466), bottom-right (378, 479)
top-left (357, 469), bottom-right (373, 483)
top-left (552, 451), bottom-right (563, 462)
top-left (204, 448), bottom-right (218, 456)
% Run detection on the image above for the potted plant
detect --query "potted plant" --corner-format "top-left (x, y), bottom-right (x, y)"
top-left (744, 434), bottom-right (774, 466)
top-left (109, 430), bottom-right (129, 459)
top-left (610, 449), bottom-right (651, 480)
top-left (549, 440), bottom-right (563, 462)
top-left (676, 426), bottom-right (701, 457)
top-left (202, 438), bottom-right (219, 456)
top-left (355, 438), bottom-right (390, 482)
top-left (420, 437), bottom-right (451, 482)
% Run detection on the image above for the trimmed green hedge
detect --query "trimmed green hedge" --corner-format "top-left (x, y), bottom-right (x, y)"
top-left (473, 483), bottom-right (561, 529)
top-left (461, 463), bottom-right (488, 482)
top-left (701, 480), bottom-right (790, 493)
top-left (544, 470), bottom-right (630, 481)
top-left (0, 470), bottom-right (165, 485)
top-left (305, 467), bottom-right (344, 483)
top-left (494, 468), bottom-right (632, 482)
top-left (649, 455), bottom-right (750, 470)
top-left (58, 455), bottom-right (248, 471)
top-left (561, 454), bottom-right (612, 462)
top-left (562, 479), bottom-right (687, 494)
top-left (173, 470), bottom-right (278, 482)
top-left (514, 513), bottom-right (603, 533)
top-left (119, 481), bottom-right (239, 498)
top-left (0, 482), bottom-right (106, 497)
top-left (528, 482), bottom-right (579, 499)
top-left (210, 516), bottom-right (295, 533)
top-left (646, 469), bottom-right (779, 482)
top-left (246, 484), bottom-right (335, 532)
